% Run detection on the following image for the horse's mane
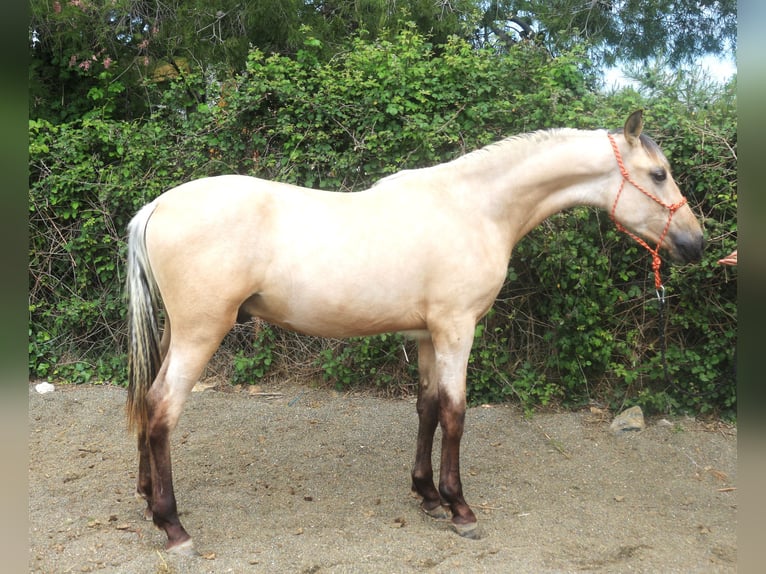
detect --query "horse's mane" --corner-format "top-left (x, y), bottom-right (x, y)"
top-left (449, 128), bottom-right (594, 167)
top-left (373, 128), bottom-right (603, 187)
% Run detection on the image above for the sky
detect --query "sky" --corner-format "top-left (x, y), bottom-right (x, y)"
top-left (602, 53), bottom-right (737, 90)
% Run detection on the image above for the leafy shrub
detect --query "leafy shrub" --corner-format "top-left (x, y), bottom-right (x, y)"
top-left (317, 333), bottom-right (419, 393)
top-left (230, 325), bottom-right (276, 384)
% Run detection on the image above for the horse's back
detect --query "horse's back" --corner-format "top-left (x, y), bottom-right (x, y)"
top-left (148, 173), bottom-right (445, 251)
top-left (154, 174), bottom-right (321, 218)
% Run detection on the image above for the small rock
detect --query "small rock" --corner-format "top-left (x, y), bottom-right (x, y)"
top-left (35, 382), bottom-right (55, 394)
top-left (610, 406), bottom-right (645, 434)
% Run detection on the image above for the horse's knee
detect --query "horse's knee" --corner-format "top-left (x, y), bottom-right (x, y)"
top-left (439, 401), bottom-right (466, 438)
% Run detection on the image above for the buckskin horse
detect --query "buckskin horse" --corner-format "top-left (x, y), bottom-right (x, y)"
top-left (125, 110), bottom-right (704, 554)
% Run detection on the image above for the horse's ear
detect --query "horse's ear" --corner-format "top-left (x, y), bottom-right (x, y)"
top-left (623, 109), bottom-right (644, 146)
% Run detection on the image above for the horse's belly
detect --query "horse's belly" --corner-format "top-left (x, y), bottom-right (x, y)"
top-left (242, 287), bottom-right (426, 339)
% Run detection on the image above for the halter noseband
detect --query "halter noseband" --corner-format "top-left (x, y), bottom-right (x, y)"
top-left (606, 133), bottom-right (688, 294)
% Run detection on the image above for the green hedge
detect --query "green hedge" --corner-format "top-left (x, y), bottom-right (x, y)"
top-left (28, 30), bottom-right (736, 416)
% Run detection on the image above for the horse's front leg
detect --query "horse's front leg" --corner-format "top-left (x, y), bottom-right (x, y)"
top-left (433, 324), bottom-right (479, 538)
top-left (411, 337), bottom-right (450, 519)
top-left (437, 391), bottom-right (478, 538)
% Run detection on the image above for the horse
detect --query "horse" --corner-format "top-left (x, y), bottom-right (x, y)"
top-left (125, 110), bottom-right (704, 554)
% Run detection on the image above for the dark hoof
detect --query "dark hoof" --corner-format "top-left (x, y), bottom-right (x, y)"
top-left (452, 521), bottom-right (481, 539)
top-left (166, 538), bottom-right (197, 556)
top-left (420, 501), bottom-right (451, 520)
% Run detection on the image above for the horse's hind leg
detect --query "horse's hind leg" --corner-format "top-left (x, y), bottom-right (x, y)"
top-left (136, 429), bottom-right (153, 520)
top-left (143, 320), bottom-right (233, 554)
top-left (136, 319), bottom-right (172, 520)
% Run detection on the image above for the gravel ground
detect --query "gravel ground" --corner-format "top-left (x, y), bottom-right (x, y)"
top-left (29, 382), bottom-right (736, 573)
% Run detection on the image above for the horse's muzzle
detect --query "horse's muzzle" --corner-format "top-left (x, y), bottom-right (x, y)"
top-left (669, 231), bottom-right (705, 264)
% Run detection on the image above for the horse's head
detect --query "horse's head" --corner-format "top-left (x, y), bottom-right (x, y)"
top-left (609, 110), bottom-right (704, 264)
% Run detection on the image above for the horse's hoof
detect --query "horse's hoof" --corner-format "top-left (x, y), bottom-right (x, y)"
top-left (452, 521), bottom-right (481, 539)
top-left (142, 508), bottom-right (153, 521)
top-left (166, 538), bottom-right (197, 556)
top-left (420, 502), bottom-right (451, 520)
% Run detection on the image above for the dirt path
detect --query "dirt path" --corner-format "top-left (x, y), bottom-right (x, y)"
top-left (29, 383), bottom-right (736, 573)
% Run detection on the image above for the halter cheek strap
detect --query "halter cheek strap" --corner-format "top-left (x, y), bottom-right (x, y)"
top-left (606, 133), bottom-right (688, 293)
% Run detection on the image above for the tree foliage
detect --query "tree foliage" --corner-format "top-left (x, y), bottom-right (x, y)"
top-left (29, 0), bottom-right (735, 122)
top-left (477, 1), bottom-right (736, 65)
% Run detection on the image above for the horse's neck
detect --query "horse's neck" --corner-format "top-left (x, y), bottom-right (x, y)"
top-left (446, 130), bottom-right (618, 244)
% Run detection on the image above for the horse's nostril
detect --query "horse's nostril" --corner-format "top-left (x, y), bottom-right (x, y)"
top-left (666, 231), bottom-right (704, 264)
top-left (681, 234), bottom-right (704, 263)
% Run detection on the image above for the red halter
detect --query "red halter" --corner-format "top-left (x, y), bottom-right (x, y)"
top-left (606, 133), bottom-right (688, 293)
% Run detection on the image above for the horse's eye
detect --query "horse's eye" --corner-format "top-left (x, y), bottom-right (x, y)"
top-left (651, 168), bottom-right (667, 183)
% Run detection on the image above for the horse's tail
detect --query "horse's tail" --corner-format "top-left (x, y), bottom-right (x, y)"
top-left (125, 201), bottom-right (163, 435)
